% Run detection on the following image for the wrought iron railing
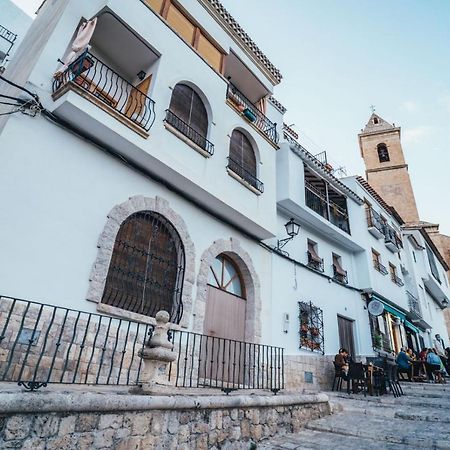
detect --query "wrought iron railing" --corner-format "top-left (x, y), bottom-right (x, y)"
top-left (52, 51), bottom-right (156, 132)
top-left (305, 182), bottom-right (350, 234)
top-left (165, 109), bottom-right (214, 156)
top-left (307, 251), bottom-right (324, 272)
top-left (298, 301), bottom-right (324, 354)
top-left (366, 207), bottom-right (384, 234)
top-left (226, 83), bottom-right (278, 145)
top-left (383, 224), bottom-right (402, 250)
top-left (373, 260), bottom-right (388, 275)
top-left (391, 274), bottom-right (404, 287)
top-left (0, 24), bottom-right (17, 64)
top-left (333, 265), bottom-right (348, 284)
top-left (168, 330), bottom-right (284, 394)
top-left (407, 291), bottom-right (422, 318)
top-left (0, 296), bottom-right (151, 391)
top-left (227, 157), bottom-right (264, 193)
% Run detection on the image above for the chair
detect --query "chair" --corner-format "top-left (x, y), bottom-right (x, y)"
top-left (332, 362), bottom-right (346, 391)
top-left (347, 362), bottom-right (367, 396)
top-left (384, 361), bottom-right (403, 397)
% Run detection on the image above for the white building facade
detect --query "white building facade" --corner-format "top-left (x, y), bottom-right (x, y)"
top-left (0, 0), bottom-right (448, 391)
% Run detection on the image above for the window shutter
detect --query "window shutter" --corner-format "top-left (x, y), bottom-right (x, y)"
top-left (197, 32), bottom-right (222, 71)
top-left (166, 4), bottom-right (195, 44)
top-left (229, 130), bottom-right (256, 177)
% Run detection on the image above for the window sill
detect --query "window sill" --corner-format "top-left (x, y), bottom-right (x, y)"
top-left (164, 121), bottom-right (212, 158)
top-left (227, 167), bottom-right (262, 196)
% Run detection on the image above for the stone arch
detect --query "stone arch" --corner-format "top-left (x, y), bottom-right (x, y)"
top-left (193, 237), bottom-right (261, 343)
top-left (86, 195), bottom-right (195, 328)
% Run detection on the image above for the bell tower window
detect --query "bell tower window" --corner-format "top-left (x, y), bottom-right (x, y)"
top-left (377, 143), bottom-right (390, 163)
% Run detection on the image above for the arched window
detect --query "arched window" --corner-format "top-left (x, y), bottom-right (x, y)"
top-left (208, 254), bottom-right (245, 298)
top-left (102, 211), bottom-right (185, 323)
top-left (377, 143), bottom-right (390, 163)
top-left (168, 83), bottom-right (208, 139)
top-left (228, 129), bottom-right (262, 192)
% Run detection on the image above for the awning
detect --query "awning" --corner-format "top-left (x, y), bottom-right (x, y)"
top-left (372, 295), bottom-right (406, 321)
top-left (404, 320), bottom-right (421, 334)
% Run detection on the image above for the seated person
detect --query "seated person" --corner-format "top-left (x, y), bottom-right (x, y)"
top-left (426, 349), bottom-right (444, 383)
top-left (396, 347), bottom-right (412, 380)
top-left (418, 347), bottom-right (428, 361)
top-left (334, 348), bottom-right (349, 380)
top-left (406, 348), bottom-right (416, 360)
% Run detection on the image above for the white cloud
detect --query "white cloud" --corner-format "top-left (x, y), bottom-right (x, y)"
top-left (402, 125), bottom-right (435, 144)
top-left (400, 100), bottom-right (418, 112)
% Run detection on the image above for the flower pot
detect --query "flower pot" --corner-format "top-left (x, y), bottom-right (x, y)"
top-left (243, 108), bottom-right (257, 123)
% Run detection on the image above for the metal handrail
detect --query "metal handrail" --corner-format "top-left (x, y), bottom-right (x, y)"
top-left (168, 329), bottom-right (284, 393)
top-left (52, 50), bottom-right (156, 132)
top-left (227, 157), bottom-right (264, 193)
top-left (165, 109), bottom-right (214, 155)
top-left (0, 296), bottom-right (152, 391)
top-left (226, 83), bottom-right (278, 145)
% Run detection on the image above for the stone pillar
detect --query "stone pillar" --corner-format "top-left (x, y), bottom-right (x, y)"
top-left (131, 311), bottom-right (177, 394)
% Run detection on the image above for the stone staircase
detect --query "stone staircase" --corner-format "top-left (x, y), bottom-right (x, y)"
top-left (258, 383), bottom-right (450, 449)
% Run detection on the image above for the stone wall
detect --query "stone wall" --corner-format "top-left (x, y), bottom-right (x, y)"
top-left (284, 354), bottom-right (335, 392)
top-left (0, 390), bottom-right (331, 450)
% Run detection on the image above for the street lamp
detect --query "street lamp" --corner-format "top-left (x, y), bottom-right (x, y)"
top-left (442, 298), bottom-right (449, 308)
top-left (277, 218), bottom-right (301, 251)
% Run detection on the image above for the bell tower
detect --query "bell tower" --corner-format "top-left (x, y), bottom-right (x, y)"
top-left (358, 113), bottom-right (419, 223)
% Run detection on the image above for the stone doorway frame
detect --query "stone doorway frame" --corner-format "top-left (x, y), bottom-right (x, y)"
top-left (193, 238), bottom-right (261, 343)
top-left (86, 195), bottom-right (195, 328)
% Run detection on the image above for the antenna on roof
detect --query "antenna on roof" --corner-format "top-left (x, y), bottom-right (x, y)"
top-left (370, 105), bottom-right (376, 113)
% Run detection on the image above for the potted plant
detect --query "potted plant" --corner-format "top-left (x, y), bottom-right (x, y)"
top-left (243, 107), bottom-right (257, 123)
top-left (373, 334), bottom-right (382, 349)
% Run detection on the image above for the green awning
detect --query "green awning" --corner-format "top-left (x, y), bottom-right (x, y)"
top-left (404, 320), bottom-right (420, 334)
top-left (373, 295), bottom-right (406, 321)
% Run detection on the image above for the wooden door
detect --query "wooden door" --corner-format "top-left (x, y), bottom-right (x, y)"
top-left (337, 316), bottom-right (355, 357)
top-left (125, 74), bottom-right (152, 120)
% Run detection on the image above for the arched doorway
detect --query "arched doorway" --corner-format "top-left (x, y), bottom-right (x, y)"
top-left (200, 254), bottom-right (246, 384)
top-left (204, 254), bottom-right (246, 341)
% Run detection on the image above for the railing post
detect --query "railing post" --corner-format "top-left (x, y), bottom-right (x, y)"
top-left (131, 311), bottom-right (177, 394)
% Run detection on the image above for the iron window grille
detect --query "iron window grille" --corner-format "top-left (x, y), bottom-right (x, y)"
top-left (101, 211), bottom-right (185, 324)
top-left (298, 301), bottom-right (324, 354)
top-left (332, 265), bottom-right (348, 284)
top-left (227, 157), bottom-right (264, 193)
top-left (373, 260), bottom-right (388, 275)
top-left (306, 251), bottom-right (324, 272)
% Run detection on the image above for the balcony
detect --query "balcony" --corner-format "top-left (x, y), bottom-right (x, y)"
top-left (407, 291), bottom-right (422, 318)
top-left (164, 109), bottom-right (214, 156)
top-left (227, 157), bottom-right (264, 194)
top-left (226, 83), bottom-right (278, 146)
top-left (373, 260), bottom-right (388, 275)
top-left (366, 207), bottom-right (384, 239)
top-left (333, 265), bottom-right (348, 284)
top-left (307, 251), bottom-right (324, 272)
top-left (0, 24), bottom-right (16, 67)
top-left (305, 182), bottom-right (350, 234)
top-left (391, 274), bottom-right (404, 287)
top-left (383, 225), bottom-right (402, 253)
top-left (53, 51), bottom-right (156, 135)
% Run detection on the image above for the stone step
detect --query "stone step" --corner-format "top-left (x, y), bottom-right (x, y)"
top-left (258, 429), bottom-right (413, 450)
top-left (305, 412), bottom-right (450, 448)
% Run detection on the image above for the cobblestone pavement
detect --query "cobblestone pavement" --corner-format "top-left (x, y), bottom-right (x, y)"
top-left (258, 383), bottom-right (450, 449)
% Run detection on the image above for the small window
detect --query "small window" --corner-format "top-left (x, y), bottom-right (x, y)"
top-left (412, 251), bottom-right (417, 263)
top-left (373, 117), bottom-right (379, 125)
top-left (389, 263), bottom-right (397, 281)
top-left (208, 254), bottom-right (245, 298)
top-left (372, 249), bottom-right (380, 265)
top-left (377, 143), bottom-right (390, 163)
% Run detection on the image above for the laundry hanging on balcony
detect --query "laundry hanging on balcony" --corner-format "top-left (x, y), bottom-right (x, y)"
top-left (54, 17), bottom-right (97, 76)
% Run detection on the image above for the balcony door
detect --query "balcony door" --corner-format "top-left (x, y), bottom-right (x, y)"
top-left (201, 255), bottom-right (246, 384)
top-left (337, 315), bottom-right (355, 357)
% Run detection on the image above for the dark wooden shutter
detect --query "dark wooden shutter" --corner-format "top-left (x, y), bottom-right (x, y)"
top-left (102, 212), bottom-right (185, 323)
top-left (169, 83), bottom-right (208, 137)
top-left (229, 130), bottom-right (256, 176)
top-left (337, 316), bottom-right (355, 357)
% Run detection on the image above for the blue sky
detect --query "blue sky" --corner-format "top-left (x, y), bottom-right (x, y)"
top-left (13, 0), bottom-right (450, 233)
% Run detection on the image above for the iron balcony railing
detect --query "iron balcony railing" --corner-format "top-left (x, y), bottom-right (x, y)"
top-left (227, 157), bottom-right (264, 193)
top-left (391, 274), bottom-right (404, 287)
top-left (307, 251), bottom-right (324, 272)
top-left (383, 224), bottom-right (402, 250)
top-left (164, 109), bottom-right (214, 156)
top-left (52, 50), bottom-right (156, 132)
top-left (407, 291), bottom-right (422, 318)
top-left (0, 24), bottom-right (17, 64)
top-left (332, 265), bottom-right (348, 284)
top-left (0, 296), bottom-right (152, 391)
top-left (226, 83), bottom-right (278, 145)
top-left (168, 330), bottom-right (284, 394)
top-left (305, 182), bottom-right (350, 234)
top-left (373, 260), bottom-right (388, 275)
top-left (366, 207), bottom-right (384, 234)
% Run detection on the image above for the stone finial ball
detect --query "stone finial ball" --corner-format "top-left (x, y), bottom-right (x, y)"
top-left (155, 310), bottom-right (170, 324)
